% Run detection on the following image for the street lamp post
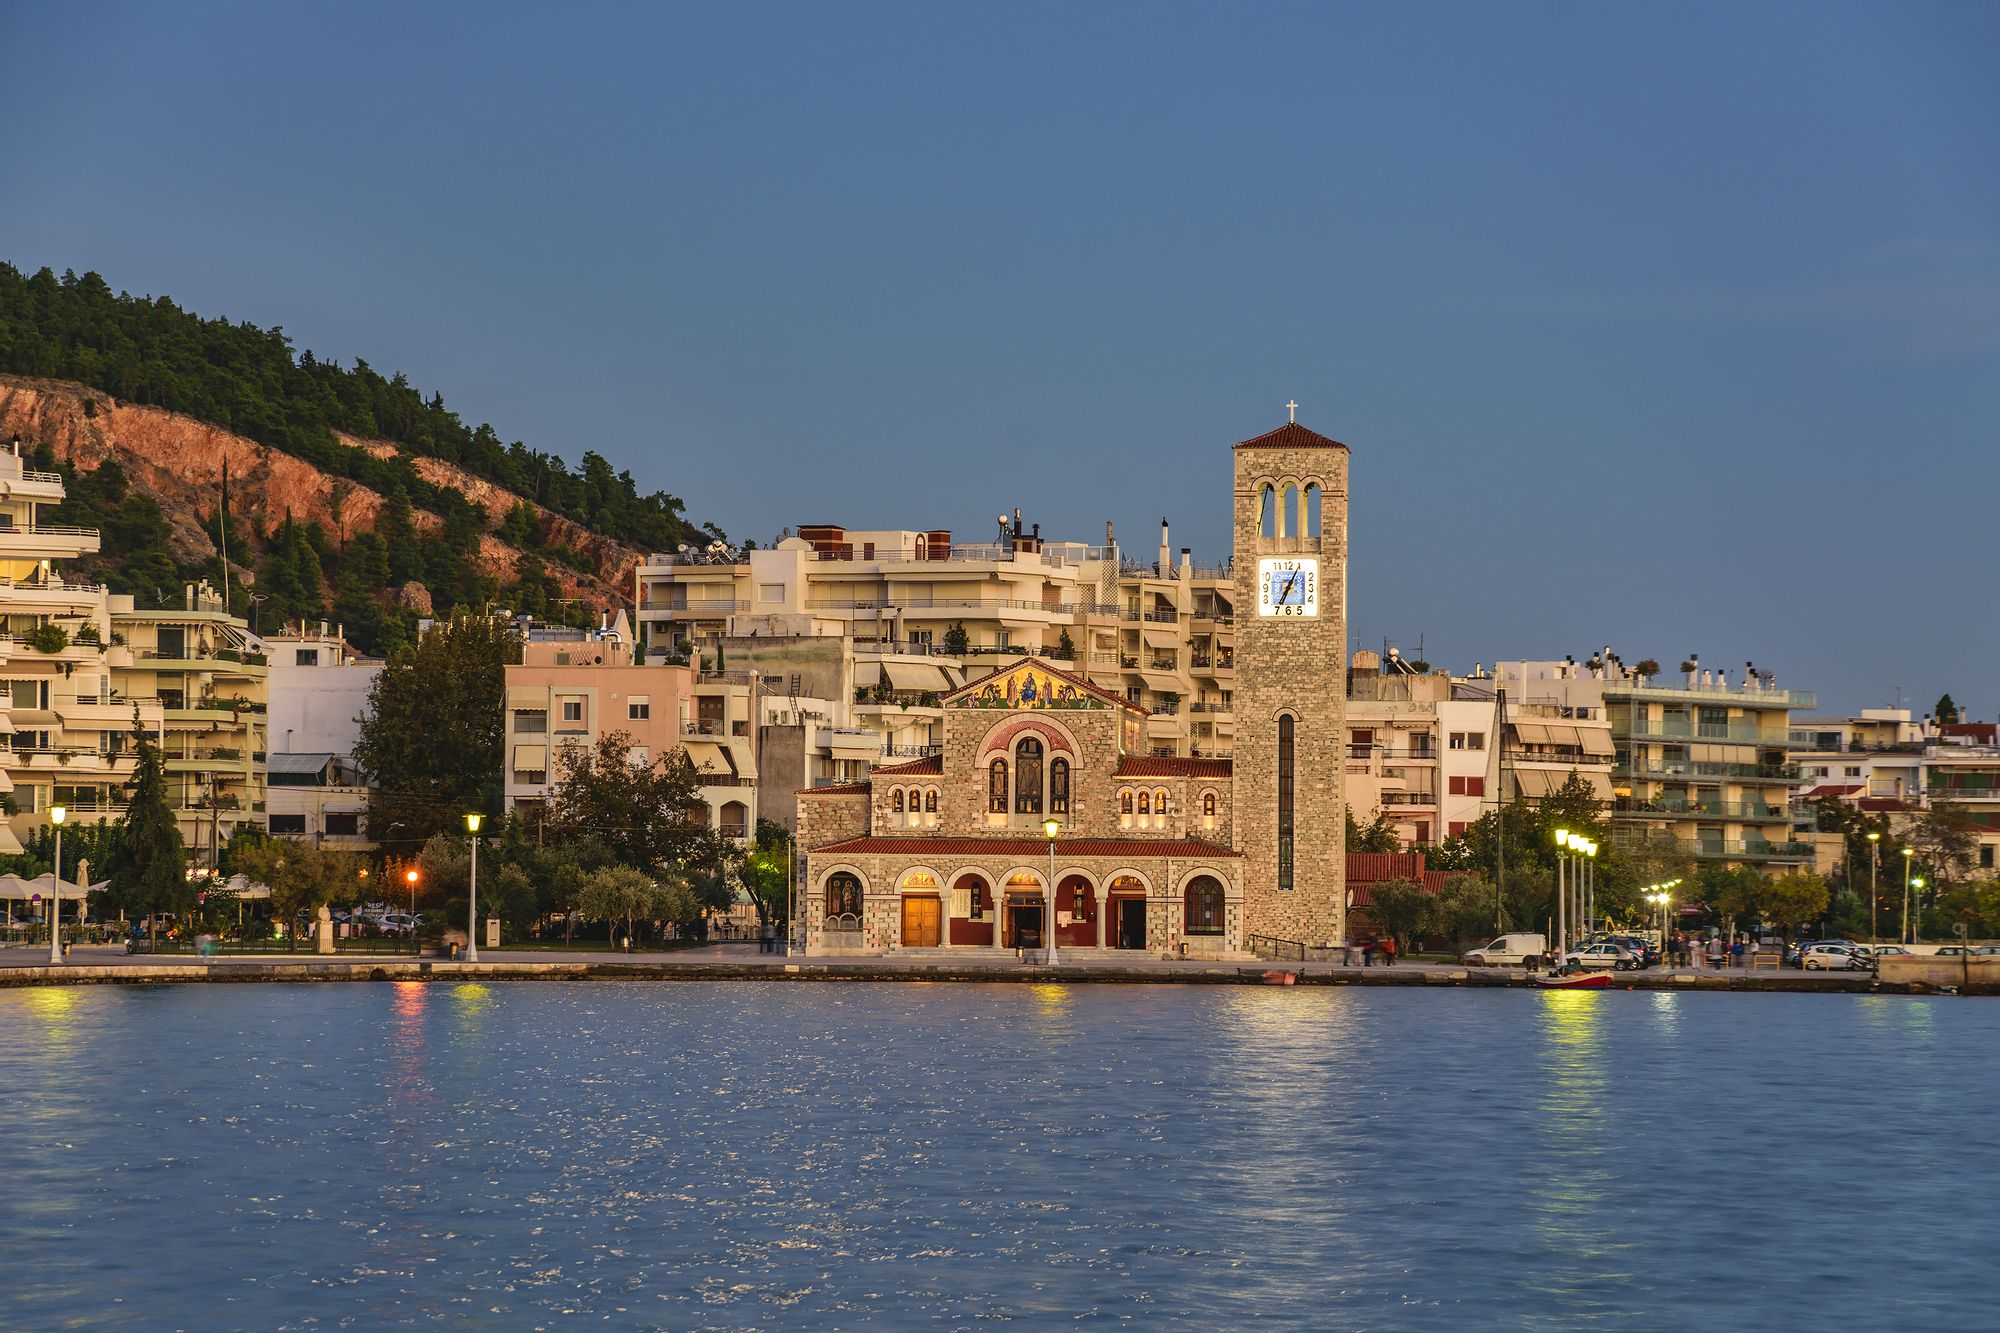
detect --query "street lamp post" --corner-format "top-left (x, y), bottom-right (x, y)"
top-left (1042, 817), bottom-right (1060, 967)
top-left (47, 804), bottom-right (67, 966)
top-left (405, 867), bottom-right (421, 957)
top-left (1901, 847), bottom-right (1914, 947)
top-left (465, 812), bottom-right (484, 962)
top-left (1910, 876), bottom-right (1926, 946)
top-left (1583, 838), bottom-right (1598, 940)
top-left (1867, 832), bottom-right (1880, 947)
top-left (1552, 829), bottom-right (1567, 963)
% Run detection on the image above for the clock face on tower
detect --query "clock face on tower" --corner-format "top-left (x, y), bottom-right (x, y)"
top-left (1257, 557), bottom-right (1319, 617)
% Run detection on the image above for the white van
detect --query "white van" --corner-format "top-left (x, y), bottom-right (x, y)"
top-left (1463, 933), bottom-right (1548, 967)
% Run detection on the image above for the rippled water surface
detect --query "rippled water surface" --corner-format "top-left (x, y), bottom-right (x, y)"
top-left (0, 981), bottom-right (1989, 1330)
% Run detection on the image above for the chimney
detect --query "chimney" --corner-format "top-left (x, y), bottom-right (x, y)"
top-left (1158, 519), bottom-right (1171, 577)
top-left (1105, 520), bottom-right (1114, 546)
top-left (1179, 547), bottom-right (1191, 580)
top-left (1012, 507), bottom-right (1022, 538)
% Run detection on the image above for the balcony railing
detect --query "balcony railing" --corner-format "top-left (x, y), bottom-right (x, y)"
top-left (1610, 833), bottom-right (1816, 862)
top-left (806, 597), bottom-right (1072, 614)
top-left (1605, 681), bottom-right (1816, 710)
top-left (1622, 720), bottom-right (1790, 746)
top-left (1617, 801), bottom-right (1791, 821)
top-left (1619, 760), bottom-right (1801, 783)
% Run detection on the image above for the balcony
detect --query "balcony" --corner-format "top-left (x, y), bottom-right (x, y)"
top-left (1605, 680), bottom-right (1815, 711)
top-left (0, 524), bottom-right (100, 560)
top-left (1616, 801), bottom-right (1791, 821)
top-left (1619, 760), bottom-right (1800, 784)
top-left (1612, 833), bottom-right (1816, 863)
top-left (1622, 720), bottom-right (1791, 746)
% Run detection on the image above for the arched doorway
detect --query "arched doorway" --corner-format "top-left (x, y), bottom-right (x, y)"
top-left (1056, 873), bottom-right (1096, 949)
top-left (899, 870), bottom-right (943, 948)
top-left (1001, 870), bottom-right (1044, 949)
top-left (1107, 874), bottom-right (1147, 949)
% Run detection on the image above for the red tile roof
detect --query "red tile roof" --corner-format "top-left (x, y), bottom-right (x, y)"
top-left (1858, 797), bottom-right (1920, 813)
top-left (872, 755), bottom-right (943, 775)
top-left (1114, 756), bottom-right (1233, 778)
top-left (1803, 784), bottom-right (1864, 800)
top-left (1234, 420), bottom-right (1351, 451)
top-left (1344, 851), bottom-right (1472, 905)
top-left (798, 783), bottom-right (870, 796)
top-left (1348, 873), bottom-right (1458, 907)
top-left (811, 835), bottom-right (1240, 859)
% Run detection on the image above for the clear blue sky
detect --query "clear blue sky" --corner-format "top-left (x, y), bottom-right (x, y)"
top-left (5, 2), bottom-right (1996, 716)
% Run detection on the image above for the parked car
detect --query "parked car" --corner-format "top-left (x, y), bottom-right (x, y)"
top-left (1787, 939), bottom-right (1854, 968)
top-left (1869, 944), bottom-right (1912, 958)
top-left (1801, 944), bottom-right (1867, 971)
top-left (1463, 933), bottom-right (1548, 967)
top-left (1564, 942), bottom-right (1640, 971)
top-left (1974, 946), bottom-right (2000, 957)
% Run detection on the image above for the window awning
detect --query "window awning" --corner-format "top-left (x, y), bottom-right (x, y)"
top-left (1579, 728), bottom-right (1615, 756)
top-left (884, 662), bottom-right (949, 692)
top-left (512, 744), bottom-right (547, 769)
top-left (1510, 721), bottom-right (1551, 744)
top-left (940, 665), bottom-right (966, 689)
top-left (681, 740), bottom-right (734, 775)
top-left (1138, 671), bottom-right (1182, 694)
top-left (1513, 769), bottom-right (1561, 797)
top-left (9, 710), bottom-right (57, 727)
top-left (1546, 724), bottom-right (1583, 747)
top-left (1140, 626), bottom-right (1181, 649)
top-left (0, 713), bottom-right (16, 734)
top-left (853, 662), bottom-right (883, 689)
top-left (1582, 771), bottom-right (1613, 799)
top-left (0, 825), bottom-right (22, 856)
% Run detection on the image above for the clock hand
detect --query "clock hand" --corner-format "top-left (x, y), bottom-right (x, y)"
top-left (1283, 573), bottom-right (1299, 602)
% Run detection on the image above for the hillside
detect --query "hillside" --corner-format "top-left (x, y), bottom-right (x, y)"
top-left (0, 265), bottom-right (718, 654)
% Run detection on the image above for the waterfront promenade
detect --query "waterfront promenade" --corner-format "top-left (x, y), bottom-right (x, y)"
top-left (0, 941), bottom-right (1884, 992)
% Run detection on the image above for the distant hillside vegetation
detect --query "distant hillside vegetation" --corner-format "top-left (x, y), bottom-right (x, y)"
top-left (0, 264), bottom-right (720, 655)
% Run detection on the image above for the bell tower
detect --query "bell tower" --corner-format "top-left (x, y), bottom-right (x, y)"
top-left (1231, 412), bottom-right (1348, 946)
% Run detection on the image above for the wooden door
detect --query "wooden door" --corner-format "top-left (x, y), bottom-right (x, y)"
top-left (901, 895), bottom-right (941, 947)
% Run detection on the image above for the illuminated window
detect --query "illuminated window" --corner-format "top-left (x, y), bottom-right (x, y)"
top-left (1015, 737), bottom-right (1044, 815)
top-left (989, 759), bottom-right (1008, 814)
top-left (1049, 758), bottom-right (1070, 815)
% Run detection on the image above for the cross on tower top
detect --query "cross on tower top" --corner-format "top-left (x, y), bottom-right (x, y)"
top-left (1286, 400), bottom-right (1298, 424)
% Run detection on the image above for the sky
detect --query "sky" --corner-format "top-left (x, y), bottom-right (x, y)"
top-left (4, 2), bottom-right (1997, 716)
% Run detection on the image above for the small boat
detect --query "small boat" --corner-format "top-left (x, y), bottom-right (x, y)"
top-left (1262, 970), bottom-right (1298, 986)
top-left (1535, 971), bottom-right (1611, 989)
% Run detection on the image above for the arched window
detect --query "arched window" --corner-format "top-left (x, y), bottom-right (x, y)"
top-left (1120, 790), bottom-right (1134, 814)
top-left (1049, 757), bottom-right (1070, 815)
top-left (1015, 737), bottom-right (1043, 814)
top-left (1280, 484), bottom-right (1298, 540)
top-left (825, 873), bottom-right (862, 920)
top-left (989, 758), bottom-right (1008, 814)
top-left (924, 788), bottom-right (938, 813)
top-left (1153, 789), bottom-right (1168, 817)
top-left (892, 789), bottom-right (904, 814)
top-left (1259, 483), bottom-right (1277, 538)
top-left (957, 873), bottom-right (988, 920)
top-left (1303, 482), bottom-right (1322, 538)
top-left (1278, 714), bottom-right (1295, 891)
top-left (1203, 791), bottom-right (1217, 818)
top-left (1185, 876), bottom-right (1225, 935)
top-left (1138, 790), bottom-right (1151, 816)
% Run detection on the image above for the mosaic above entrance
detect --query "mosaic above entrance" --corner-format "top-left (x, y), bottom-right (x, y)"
top-left (958, 662), bottom-right (1097, 710)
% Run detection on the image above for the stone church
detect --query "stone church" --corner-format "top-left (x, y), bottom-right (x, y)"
top-left (798, 417), bottom-right (1348, 955)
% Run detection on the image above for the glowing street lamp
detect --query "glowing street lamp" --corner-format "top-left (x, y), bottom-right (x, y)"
top-left (47, 804), bottom-right (67, 966)
top-left (465, 812), bottom-right (484, 962)
top-left (1901, 847), bottom-right (1915, 947)
top-left (1042, 817), bottom-right (1060, 967)
top-left (1910, 876), bottom-right (1926, 945)
top-left (1867, 831), bottom-right (1881, 946)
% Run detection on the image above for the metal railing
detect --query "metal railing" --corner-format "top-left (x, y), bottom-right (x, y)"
top-left (1623, 721), bottom-right (1790, 746)
top-left (1247, 934), bottom-right (1350, 963)
top-left (1618, 760), bottom-right (1801, 782)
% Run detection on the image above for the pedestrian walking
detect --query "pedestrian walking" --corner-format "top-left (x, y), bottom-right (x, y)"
top-left (1382, 935), bottom-right (1398, 967)
top-left (1730, 938), bottom-right (1745, 970)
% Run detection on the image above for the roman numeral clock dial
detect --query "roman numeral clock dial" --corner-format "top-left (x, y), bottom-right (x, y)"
top-left (1257, 557), bottom-right (1319, 617)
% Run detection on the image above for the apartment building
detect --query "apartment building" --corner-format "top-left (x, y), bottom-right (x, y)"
top-left (1345, 656), bottom-right (1614, 847)
top-left (634, 514), bottom-right (1236, 765)
top-left (1789, 708), bottom-right (1926, 808)
top-left (1602, 658), bottom-right (1814, 870)
top-left (110, 581), bottom-right (268, 863)
top-left (264, 624), bottom-right (380, 849)
top-left (501, 628), bottom-right (759, 841)
top-left (0, 444), bottom-right (162, 854)
top-left (1920, 724), bottom-right (2000, 874)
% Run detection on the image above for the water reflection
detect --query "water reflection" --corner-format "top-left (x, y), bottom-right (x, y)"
top-left (0, 983), bottom-right (1993, 1331)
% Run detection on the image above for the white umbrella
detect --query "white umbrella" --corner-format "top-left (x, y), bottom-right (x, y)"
top-left (0, 873), bottom-right (105, 901)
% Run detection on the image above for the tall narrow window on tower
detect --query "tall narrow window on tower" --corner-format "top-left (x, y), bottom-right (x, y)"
top-left (1277, 714), bottom-right (1295, 891)
top-left (1015, 737), bottom-right (1044, 815)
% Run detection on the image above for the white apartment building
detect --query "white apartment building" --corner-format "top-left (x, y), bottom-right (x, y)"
top-left (0, 445), bottom-right (170, 855)
top-left (264, 624), bottom-right (380, 849)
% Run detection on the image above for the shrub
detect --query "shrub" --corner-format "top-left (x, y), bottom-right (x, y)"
top-left (28, 624), bottom-right (68, 654)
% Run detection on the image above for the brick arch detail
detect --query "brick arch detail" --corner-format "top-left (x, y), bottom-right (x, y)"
top-left (977, 716), bottom-right (1079, 761)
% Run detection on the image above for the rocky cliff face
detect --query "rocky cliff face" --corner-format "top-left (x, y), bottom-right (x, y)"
top-left (0, 374), bottom-right (644, 611)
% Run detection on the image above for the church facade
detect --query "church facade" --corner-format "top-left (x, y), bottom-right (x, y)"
top-left (797, 417), bottom-right (1350, 955)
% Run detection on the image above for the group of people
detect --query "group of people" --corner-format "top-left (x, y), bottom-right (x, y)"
top-left (1665, 933), bottom-right (1753, 969)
